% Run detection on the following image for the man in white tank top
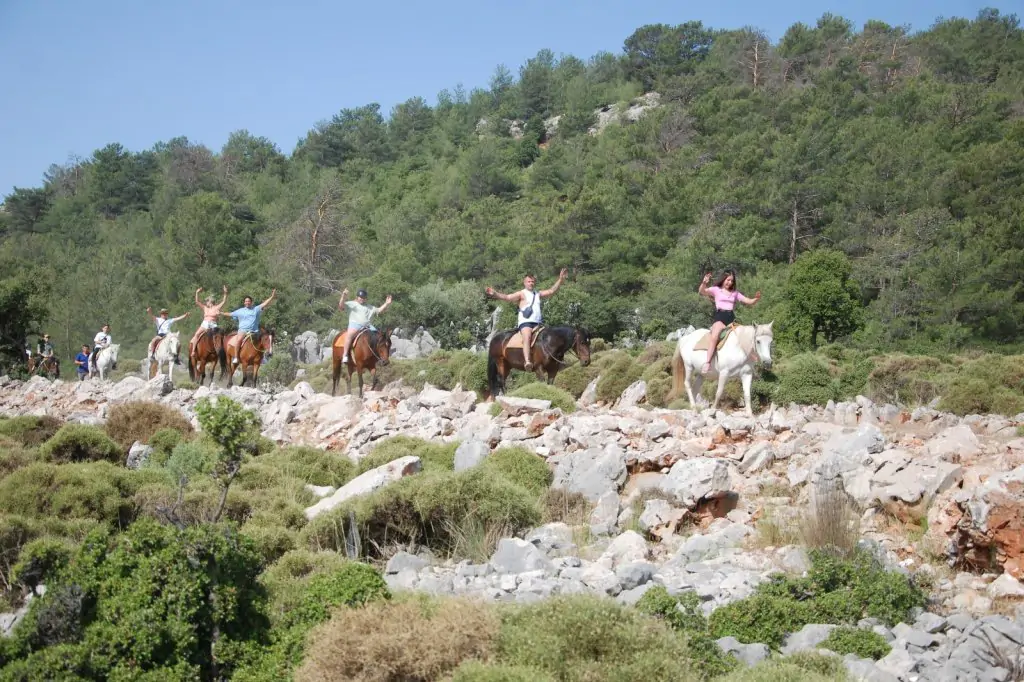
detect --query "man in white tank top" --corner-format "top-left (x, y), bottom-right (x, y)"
top-left (485, 268), bottom-right (567, 370)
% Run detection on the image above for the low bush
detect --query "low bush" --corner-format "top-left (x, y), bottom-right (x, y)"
top-left (257, 446), bottom-right (356, 488)
top-left (296, 596), bottom-right (498, 682)
top-left (163, 439), bottom-right (218, 481)
top-left (447, 661), bottom-right (555, 682)
top-left (480, 446), bottom-right (552, 495)
top-left (641, 357), bottom-right (674, 407)
top-left (541, 488), bottom-right (591, 524)
top-left (774, 354), bottom-right (837, 406)
top-left (940, 354), bottom-right (1024, 416)
top-left (866, 354), bottom-right (944, 406)
top-left (356, 435), bottom-right (457, 474)
top-left (818, 626), bottom-right (892, 660)
top-left (0, 416), bottom-right (63, 447)
top-left (259, 353), bottom-right (298, 388)
top-left (718, 658), bottom-right (845, 681)
top-left (300, 467), bottom-right (542, 561)
top-left (39, 425), bottom-right (122, 464)
top-left (495, 595), bottom-right (700, 681)
top-left (147, 427), bottom-right (186, 463)
top-left (103, 401), bottom-right (194, 450)
top-left (505, 383), bottom-right (577, 413)
top-left (708, 548), bottom-right (926, 649)
top-left (552, 362), bottom-right (599, 398)
top-left (595, 354), bottom-right (643, 403)
top-left (283, 562), bottom-right (391, 629)
top-left (10, 537), bottom-right (75, 594)
top-left (636, 586), bottom-right (736, 677)
top-left (782, 650), bottom-right (849, 677)
top-left (0, 440), bottom-right (40, 479)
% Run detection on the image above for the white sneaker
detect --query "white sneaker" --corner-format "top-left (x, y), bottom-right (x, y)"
top-left (341, 355), bottom-right (349, 363)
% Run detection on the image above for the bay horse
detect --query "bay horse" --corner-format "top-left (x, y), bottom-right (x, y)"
top-left (487, 325), bottom-right (591, 399)
top-left (27, 354), bottom-right (60, 379)
top-left (224, 327), bottom-right (274, 388)
top-left (666, 321), bottom-right (774, 416)
top-left (188, 328), bottom-right (226, 386)
top-left (331, 327), bottom-right (392, 397)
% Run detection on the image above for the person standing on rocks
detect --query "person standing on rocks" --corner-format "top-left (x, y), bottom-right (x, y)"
top-left (485, 268), bottom-right (567, 371)
top-left (338, 288), bottom-right (392, 364)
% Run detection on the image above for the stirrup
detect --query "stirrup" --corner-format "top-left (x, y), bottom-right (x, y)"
top-left (524, 361), bottom-right (534, 370)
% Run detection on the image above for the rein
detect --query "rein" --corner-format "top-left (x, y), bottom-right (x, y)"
top-left (539, 329), bottom-right (581, 367)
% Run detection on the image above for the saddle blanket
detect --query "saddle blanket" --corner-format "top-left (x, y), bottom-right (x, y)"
top-left (692, 323), bottom-right (738, 352)
top-left (504, 326), bottom-right (545, 350)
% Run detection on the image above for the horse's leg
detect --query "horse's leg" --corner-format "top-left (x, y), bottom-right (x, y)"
top-left (370, 367), bottom-right (377, 390)
top-left (740, 370), bottom-right (754, 418)
top-left (712, 369), bottom-right (729, 412)
top-left (684, 356), bottom-right (699, 408)
top-left (346, 366), bottom-right (353, 396)
top-left (358, 369), bottom-right (365, 399)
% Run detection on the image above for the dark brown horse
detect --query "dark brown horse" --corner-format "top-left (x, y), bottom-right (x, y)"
top-left (224, 327), bottom-right (274, 388)
top-left (188, 328), bottom-right (226, 386)
top-left (331, 327), bottom-right (392, 397)
top-left (487, 325), bottom-right (591, 399)
top-left (27, 354), bottom-right (60, 379)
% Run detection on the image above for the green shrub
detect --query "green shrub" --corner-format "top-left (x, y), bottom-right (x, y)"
top-left (258, 353), bottom-right (298, 388)
top-left (775, 354), bottom-right (837, 406)
top-left (866, 354), bottom-right (944, 406)
top-left (240, 523), bottom-right (297, 564)
top-left (717, 658), bottom-right (844, 681)
top-left (708, 548), bottom-right (926, 650)
top-left (164, 439), bottom-right (218, 481)
top-left (448, 661), bottom-right (555, 682)
top-left (356, 435), bottom-right (457, 474)
top-left (300, 467), bottom-right (542, 560)
top-left (39, 425), bottom-right (122, 464)
top-left (480, 446), bottom-right (553, 494)
top-left (0, 462), bottom-right (153, 525)
top-left (146, 427), bottom-right (185, 465)
top-left (282, 562), bottom-right (391, 629)
top-left (0, 440), bottom-right (40, 480)
top-left (258, 550), bottom-right (355, 624)
top-left (552, 362), bottom-right (599, 398)
top-left (506, 382), bottom-right (577, 413)
top-left (783, 650), bottom-right (848, 677)
top-left (3, 519), bottom-right (267, 680)
top-left (11, 537), bottom-right (75, 593)
top-left (595, 355), bottom-right (643, 403)
top-left (818, 626), bottom-right (892, 660)
top-left (0, 416), bottom-right (64, 447)
top-left (257, 446), bottom-right (355, 488)
top-left (456, 353), bottom-right (489, 394)
top-left (636, 585), bottom-right (706, 633)
top-left (103, 401), bottom-right (194, 450)
top-left (495, 595), bottom-right (700, 681)
top-left (939, 354), bottom-right (1024, 416)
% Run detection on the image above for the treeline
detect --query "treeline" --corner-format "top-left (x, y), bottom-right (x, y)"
top-left (2, 8), bottom-right (1023, 367)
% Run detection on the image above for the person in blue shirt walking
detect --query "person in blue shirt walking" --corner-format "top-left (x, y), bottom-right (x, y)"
top-left (74, 345), bottom-right (91, 381)
top-left (223, 289), bottom-right (276, 363)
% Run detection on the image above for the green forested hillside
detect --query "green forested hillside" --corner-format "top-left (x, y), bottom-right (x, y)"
top-left (2, 9), bottom-right (1023, 366)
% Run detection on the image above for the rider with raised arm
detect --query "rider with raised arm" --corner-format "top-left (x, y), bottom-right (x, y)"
top-left (190, 285), bottom-right (228, 357)
top-left (485, 268), bottom-right (567, 371)
top-left (146, 307), bottom-right (190, 362)
top-left (338, 288), bottom-right (392, 364)
top-left (697, 270), bottom-right (760, 375)
top-left (223, 289), bottom-right (277, 362)
top-left (91, 324), bottom-right (112, 372)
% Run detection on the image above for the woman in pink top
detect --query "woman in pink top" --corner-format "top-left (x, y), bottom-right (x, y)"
top-left (698, 270), bottom-right (761, 374)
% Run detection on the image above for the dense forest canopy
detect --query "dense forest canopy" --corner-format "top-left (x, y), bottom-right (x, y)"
top-left (2, 8), bottom-right (1023, 367)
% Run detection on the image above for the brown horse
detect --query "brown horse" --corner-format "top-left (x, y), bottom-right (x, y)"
top-left (188, 328), bottom-right (226, 386)
top-left (27, 354), bottom-right (60, 379)
top-left (331, 327), bottom-right (392, 397)
top-left (487, 325), bottom-right (591, 399)
top-left (224, 327), bottom-right (274, 388)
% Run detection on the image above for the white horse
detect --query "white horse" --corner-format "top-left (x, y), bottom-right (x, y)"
top-left (90, 343), bottom-right (120, 381)
top-left (149, 332), bottom-right (181, 381)
top-left (667, 322), bottom-right (775, 416)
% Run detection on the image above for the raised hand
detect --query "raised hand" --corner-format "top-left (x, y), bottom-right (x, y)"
top-left (559, 267), bottom-right (568, 280)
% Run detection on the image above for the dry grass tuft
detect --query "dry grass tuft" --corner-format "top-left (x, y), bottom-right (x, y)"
top-left (295, 596), bottom-right (499, 682)
top-left (799, 483), bottom-right (861, 555)
top-left (541, 488), bottom-right (592, 525)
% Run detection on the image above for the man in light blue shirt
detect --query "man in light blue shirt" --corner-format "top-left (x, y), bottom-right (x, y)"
top-left (224, 289), bottom-right (276, 362)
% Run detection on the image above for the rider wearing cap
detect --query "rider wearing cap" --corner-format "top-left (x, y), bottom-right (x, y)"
top-left (338, 287), bottom-right (392, 364)
top-left (146, 307), bottom-right (190, 362)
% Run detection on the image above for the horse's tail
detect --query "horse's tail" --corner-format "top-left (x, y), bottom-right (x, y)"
top-left (667, 344), bottom-right (684, 402)
top-left (487, 352), bottom-right (500, 399)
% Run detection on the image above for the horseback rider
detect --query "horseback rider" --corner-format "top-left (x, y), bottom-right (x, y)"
top-left (36, 334), bottom-right (54, 359)
top-left (91, 324), bottom-right (112, 372)
top-left (190, 285), bottom-right (228, 357)
top-left (485, 268), bottom-right (567, 371)
top-left (223, 289), bottom-right (276, 362)
top-left (698, 270), bottom-right (760, 375)
top-left (146, 307), bottom-right (190, 362)
top-left (338, 288), bottom-right (392, 364)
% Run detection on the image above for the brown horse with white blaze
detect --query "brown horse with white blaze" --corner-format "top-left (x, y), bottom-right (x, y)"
top-left (331, 327), bottom-right (392, 397)
top-left (224, 327), bottom-right (274, 388)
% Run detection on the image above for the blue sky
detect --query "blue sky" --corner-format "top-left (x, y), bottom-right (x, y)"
top-left (0, 0), bottom-right (1008, 194)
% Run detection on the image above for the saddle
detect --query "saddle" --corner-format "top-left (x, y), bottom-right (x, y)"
top-left (693, 323), bottom-right (738, 352)
top-left (333, 327), bottom-right (375, 349)
top-left (503, 325), bottom-right (546, 352)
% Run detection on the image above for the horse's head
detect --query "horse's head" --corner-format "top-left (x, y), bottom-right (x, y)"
top-left (260, 327), bottom-right (275, 355)
top-left (167, 332), bottom-right (181, 354)
top-left (373, 327), bottom-right (393, 367)
top-left (574, 327), bottom-right (592, 367)
top-left (108, 344), bottom-right (120, 361)
top-left (753, 321), bottom-right (774, 368)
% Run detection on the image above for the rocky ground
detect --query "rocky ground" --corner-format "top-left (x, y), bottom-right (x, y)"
top-left (2, 370), bottom-right (1023, 682)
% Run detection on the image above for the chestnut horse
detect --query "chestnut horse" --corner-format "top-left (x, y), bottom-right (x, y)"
top-left (27, 354), bottom-right (60, 379)
top-left (331, 327), bottom-right (392, 397)
top-left (224, 327), bottom-right (274, 388)
top-left (188, 328), bottom-right (226, 386)
top-left (486, 325), bottom-right (592, 399)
